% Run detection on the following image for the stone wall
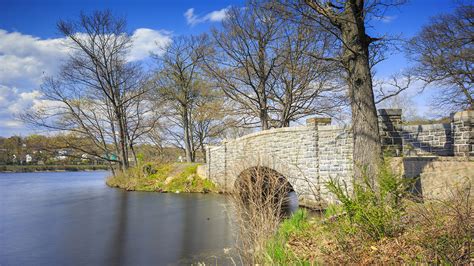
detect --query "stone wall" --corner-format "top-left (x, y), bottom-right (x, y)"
top-left (317, 125), bottom-right (353, 204)
top-left (391, 157), bottom-right (474, 201)
top-left (206, 109), bottom-right (473, 208)
top-left (401, 124), bottom-right (453, 156)
top-left (378, 109), bottom-right (473, 157)
top-left (378, 109), bottom-right (403, 155)
top-left (452, 110), bottom-right (474, 156)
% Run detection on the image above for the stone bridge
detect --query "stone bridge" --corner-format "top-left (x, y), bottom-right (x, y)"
top-left (205, 109), bottom-right (473, 208)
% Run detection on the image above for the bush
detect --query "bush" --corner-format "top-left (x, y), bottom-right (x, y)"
top-left (325, 163), bottom-right (410, 241)
top-left (406, 185), bottom-right (473, 264)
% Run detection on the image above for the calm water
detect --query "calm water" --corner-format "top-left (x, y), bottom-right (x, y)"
top-left (0, 171), bottom-right (235, 265)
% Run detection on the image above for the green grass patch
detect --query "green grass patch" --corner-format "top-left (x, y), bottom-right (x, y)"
top-left (264, 209), bottom-right (313, 265)
top-left (106, 162), bottom-right (217, 193)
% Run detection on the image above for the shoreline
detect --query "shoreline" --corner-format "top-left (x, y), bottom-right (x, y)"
top-left (0, 165), bottom-right (109, 173)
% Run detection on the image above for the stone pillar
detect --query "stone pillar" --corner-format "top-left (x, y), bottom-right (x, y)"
top-left (306, 117), bottom-right (331, 127)
top-left (452, 110), bottom-right (473, 157)
top-left (378, 109), bottom-right (403, 156)
top-left (206, 145), bottom-right (211, 179)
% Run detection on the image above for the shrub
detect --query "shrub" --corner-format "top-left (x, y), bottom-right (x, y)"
top-left (325, 163), bottom-right (410, 241)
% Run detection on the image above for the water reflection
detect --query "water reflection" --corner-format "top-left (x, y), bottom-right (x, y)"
top-left (282, 191), bottom-right (299, 216)
top-left (0, 172), bottom-right (235, 265)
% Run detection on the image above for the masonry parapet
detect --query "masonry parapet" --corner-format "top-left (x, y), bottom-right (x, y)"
top-left (306, 117), bottom-right (332, 127)
top-left (452, 110), bottom-right (473, 157)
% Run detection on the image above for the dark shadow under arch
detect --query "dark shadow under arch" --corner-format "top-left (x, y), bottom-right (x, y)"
top-left (235, 166), bottom-right (298, 215)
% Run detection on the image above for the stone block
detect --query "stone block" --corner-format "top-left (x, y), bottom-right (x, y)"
top-left (306, 117), bottom-right (331, 126)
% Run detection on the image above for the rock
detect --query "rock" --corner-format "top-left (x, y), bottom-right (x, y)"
top-left (186, 174), bottom-right (196, 181)
top-left (164, 176), bottom-right (174, 185)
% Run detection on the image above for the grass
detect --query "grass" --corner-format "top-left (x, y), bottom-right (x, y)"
top-left (261, 164), bottom-right (473, 264)
top-left (106, 162), bottom-right (218, 193)
top-left (264, 209), bottom-right (315, 265)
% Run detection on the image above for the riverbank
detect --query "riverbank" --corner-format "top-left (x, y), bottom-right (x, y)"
top-left (0, 164), bottom-right (109, 173)
top-left (260, 172), bottom-right (473, 264)
top-left (106, 163), bottom-right (218, 193)
top-left (265, 196), bottom-right (473, 264)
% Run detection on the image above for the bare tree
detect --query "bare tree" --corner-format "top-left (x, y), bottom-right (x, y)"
top-left (206, 3), bottom-right (284, 130)
top-left (374, 72), bottom-right (413, 104)
top-left (270, 14), bottom-right (345, 127)
top-left (192, 88), bottom-right (228, 162)
top-left (406, 3), bottom-right (473, 111)
top-left (281, 0), bottom-right (406, 181)
top-left (153, 35), bottom-right (210, 162)
top-left (21, 10), bottom-right (157, 173)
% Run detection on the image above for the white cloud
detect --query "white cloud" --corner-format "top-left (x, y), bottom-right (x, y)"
top-left (0, 30), bottom-right (69, 89)
top-left (8, 90), bottom-right (42, 114)
top-left (0, 28), bottom-right (171, 136)
top-left (377, 15), bottom-right (397, 23)
top-left (205, 8), bottom-right (230, 22)
top-left (184, 6), bottom-right (230, 26)
top-left (128, 28), bottom-right (172, 61)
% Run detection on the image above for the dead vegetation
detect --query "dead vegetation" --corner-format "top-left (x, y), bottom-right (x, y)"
top-left (228, 161), bottom-right (473, 264)
top-left (229, 166), bottom-right (293, 264)
top-left (269, 171), bottom-right (473, 264)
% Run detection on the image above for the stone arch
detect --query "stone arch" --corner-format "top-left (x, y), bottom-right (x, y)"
top-left (236, 166), bottom-right (295, 192)
top-left (234, 165), bottom-right (298, 214)
top-left (227, 153), bottom-right (302, 193)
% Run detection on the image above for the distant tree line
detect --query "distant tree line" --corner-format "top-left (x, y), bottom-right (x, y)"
top-left (0, 135), bottom-right (187, 166)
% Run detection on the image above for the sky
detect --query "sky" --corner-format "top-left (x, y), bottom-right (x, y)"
top-left (0, 0), bottom-right (460, 137)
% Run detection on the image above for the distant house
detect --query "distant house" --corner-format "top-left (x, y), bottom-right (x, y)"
top-left (55, 150), bottom-right (69, 161)
top-left (81, 154), bottom-right (90, 162)
top-left (25, 154), bottom-right (32, 163)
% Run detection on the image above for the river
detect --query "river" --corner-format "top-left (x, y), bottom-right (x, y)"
top-left (0, 171), bottom-right (236, 265)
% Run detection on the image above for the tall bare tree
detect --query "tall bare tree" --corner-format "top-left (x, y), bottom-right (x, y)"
top-left (270, 14), bottom-right (345, 127)
top-left (407, 3), bottom-right (473, 111)
top-left (192, 87), bottom-right (229, 162)
top-left (21, 10), bottom-right (157, 173)
top-left (207, 4), bottom-right (284, 130)
top-left (282, 0), bottom-right (406, 181)
top-left (153, 35), bottom-right (210, 162)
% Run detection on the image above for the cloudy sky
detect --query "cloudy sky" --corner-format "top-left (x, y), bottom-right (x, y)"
top-left (0, 0), bottom-right (458, 137)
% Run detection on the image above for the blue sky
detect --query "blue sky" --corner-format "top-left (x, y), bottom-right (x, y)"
top-left (0, 0), bottom-right (459, 137)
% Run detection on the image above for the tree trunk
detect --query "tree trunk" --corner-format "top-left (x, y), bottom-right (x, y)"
top-left (201, 145), bottom-right (206, 163)
top-left (116, 109), bottom-right (129, 172)
top-left (341, 3), bottom-right (382, 184)
top-left (260, 107), bottom-right (269, 130)
top-left (182, 107), bottom-right (194, 162)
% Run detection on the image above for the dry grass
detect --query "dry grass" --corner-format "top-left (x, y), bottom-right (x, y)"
top-left (248, 160), bottom-right (474, 265)
top-left (264, 181), bottom-right (473, 264)
top-left (229, 166), bottom-right (293, 264)
top-left (404, 185), bottom-right (473, 264)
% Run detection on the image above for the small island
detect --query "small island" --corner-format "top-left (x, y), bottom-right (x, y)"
top-left (106, 163), bottom-right (217, 193)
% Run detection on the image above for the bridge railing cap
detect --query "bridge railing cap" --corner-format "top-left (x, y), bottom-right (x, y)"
top-left (306, 117), bottom-right (331, 126)
top-left (378, 109), bottom-right (402, 116)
